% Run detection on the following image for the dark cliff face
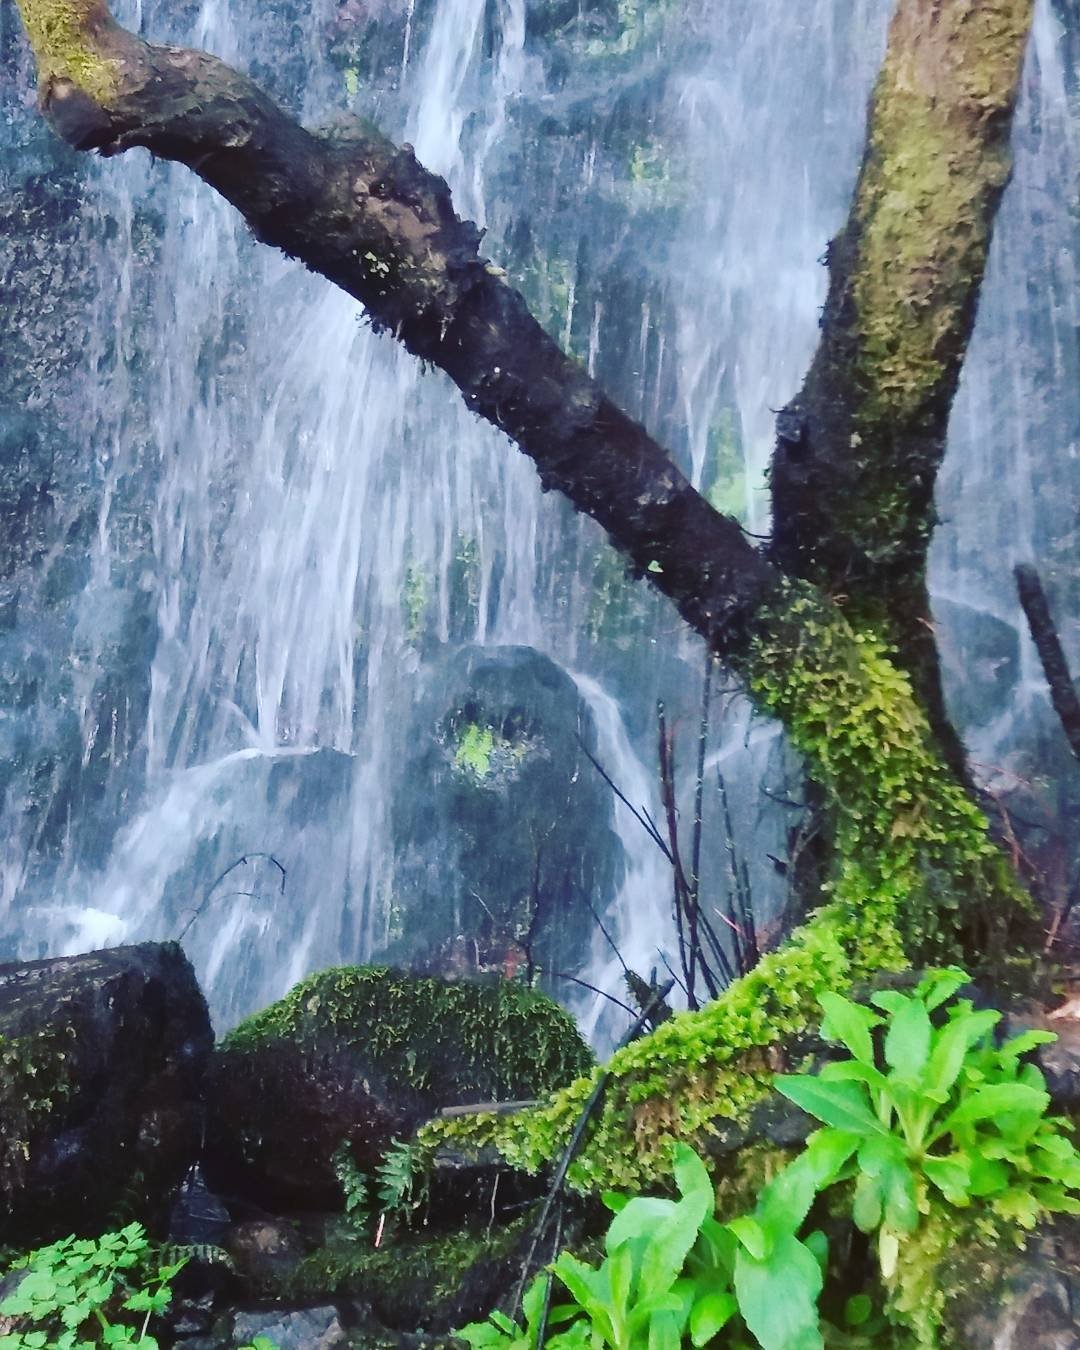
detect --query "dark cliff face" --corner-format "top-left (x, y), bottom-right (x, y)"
top-left (0, 941), bottom-right (212, 1246)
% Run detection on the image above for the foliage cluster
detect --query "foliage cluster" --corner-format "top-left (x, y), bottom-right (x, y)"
top-left (0, 1224), bottom-right (184, 1350)
top-left (0, 1224), bottom-right (279, 1350)
top-left (0, 1027), bottom-right (75, 1200)
top-left (459, 974), bottom-right (1080, 1348)
top-left (332, 1136), bottom-right (430, 1234)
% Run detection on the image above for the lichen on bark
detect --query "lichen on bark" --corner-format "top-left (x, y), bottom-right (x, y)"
top-left (13, 0), bottom-right (119, 101)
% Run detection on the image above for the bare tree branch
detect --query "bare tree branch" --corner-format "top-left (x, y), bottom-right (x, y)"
top-left (1016, 562), bottom-right (1080, 762)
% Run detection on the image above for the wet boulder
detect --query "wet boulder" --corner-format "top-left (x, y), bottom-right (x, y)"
top-left (391, 644), bottom-right (621, 984)
top-left (0, 941), bottom-right (212, 1247)
top-left (203, 965), bottom-right (593, 1210)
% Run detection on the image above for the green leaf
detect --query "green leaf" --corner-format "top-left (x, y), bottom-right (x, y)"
top-left (637, 1188), bottom-right (711, 1301)
top-left (606, 1197), bottom-right (678, 1252)
top-left (818, 992), bottom-right (880, 1064)
top-left (937, 1083), bottom-right (1050, 1138)
top-left (607, 1244), bottom-right (633, 1324)
top-left (734, 1234), bottom-right (824, 1350)
top-left (915, 967), bottom-right (970, 1011)
top-left (997, 1029), bottom-right (1056, 1059)
top-left (673, 1144), bottom-right (714, 1216)
top-left (844, 1293), bottom-right (873, 1327)
top-left (852, 1170), bottom-right (882, 1233)
top-left (924, 1010), bottom-right (999, 1098)
top-left (727, 1216), bottom-right (768, 1261)
top-left (993, 1188), bottom-right (1042, 1229)
top-left (922, 1153), bottom-right (972, 1203)
top-left (857, 1135), bottom-right (918, 1233)
top-left (774, 1076), bottom-right (887, 1137)
top-left (756, 1157), bottom-right (818, 1238)
top-left (689, 1291), bottom-right (737, 1347)
top-left (647, 1309), bottom-right (683, 1350)
top-left (802, 1128), bottom-right (860, 1189)
top-left (818, 1060), bottom-right (890, 1095)
top-left (869, 990), bottom-right (910, 1016)
top-left (884, 998), bottom-right (932, 1079)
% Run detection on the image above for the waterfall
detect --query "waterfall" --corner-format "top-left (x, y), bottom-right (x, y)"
top-left (1, 0), bottom-right (1076, 1035)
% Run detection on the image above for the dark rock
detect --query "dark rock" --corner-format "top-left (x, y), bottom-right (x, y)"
top-left (231, 1305), bottom-right (349, 1349)
top-left (947, 1218), bottom-right (1080, 1348)
top-left (1040, 1018), bottom-right (1080, 1108)
top-left (203, 965), bottom-right (592, 1210)
top-left (226, 1218), bottom-right (308, 1290)
top-left (0, 941), bottom-right (212, 1246)
top-left (170, 1164), bottom-right (233, 1246)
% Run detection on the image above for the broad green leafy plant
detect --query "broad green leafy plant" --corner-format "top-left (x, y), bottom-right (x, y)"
top-left (459, 1141), bottom-right (848, 1350)
top-left (775, 968), bottom-right (1080, 1281)
top-left (0, 1225), bottom-right (186, 1349)
top-left (459, 970), bottom-right (1080, 1349)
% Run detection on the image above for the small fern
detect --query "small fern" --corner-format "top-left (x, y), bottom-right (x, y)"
top-left (375, 1138), bottom-right (428, 1220)
top-left (331, 1141), bottom-right (371, 1235)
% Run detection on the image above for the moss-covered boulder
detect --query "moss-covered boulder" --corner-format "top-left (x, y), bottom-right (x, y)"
top-left (203, 966), bottom-right (593, 1209)
top-left (0, 941), bottom-right (212, 1247)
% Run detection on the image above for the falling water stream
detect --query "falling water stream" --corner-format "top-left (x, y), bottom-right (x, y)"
top-left (0, 0), bottom-right (1076, 1039)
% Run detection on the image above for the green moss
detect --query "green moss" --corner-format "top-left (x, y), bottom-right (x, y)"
top-left (283, 1214), bottom-right (529, 1327)
top-left (402, 562), bottom-right (430, 644)
top-left (743, 585), bottom-right (1026, 961)
top-left (14, 0), bottom-right (118, 101)
top-left (424, 586), bottom-right (1027, 1195)
top-left (455, 723), bottom-right (496, 779)
top-left (224, 965), bottom-right (594, 1102)
top-left (827, 0), bottom-right (1032, 586)
top-left (0, 1027), bottom-right (76, 1199)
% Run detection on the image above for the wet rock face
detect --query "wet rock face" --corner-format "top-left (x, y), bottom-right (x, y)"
top-left (0, 941), bottom-right (212, 1247)
top-left (392, 645), bottom-right (621, 984)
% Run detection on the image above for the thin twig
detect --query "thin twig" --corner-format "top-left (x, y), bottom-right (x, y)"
top-left (176, 852), bottom-right (286, 942)
top-left (515, 982), bottom-right (675, 1331)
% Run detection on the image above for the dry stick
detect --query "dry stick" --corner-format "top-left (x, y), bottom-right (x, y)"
top-left (585, 895), bottom-right (634, 980)
top-left (690, 658), bottom-right (713, 920)
top-left (581, 727), bottom-right (732, 993)
top-left (657, 702), bottom-right (693, 1005)
top-left (467, 890), bottom-right (638, 1017)
top-left (512, 981), bottom-right (675, 1329)
top-left (1015, 563), bottom-right (1080, 762)
top-left (716, 764), bottom-right (749, 974)
top-left (686, 662), bottom-right (714, 1002)
top-left (578, 737), bottom-right (671, 858)
top-left (176, 851), bottom-right (287, 941)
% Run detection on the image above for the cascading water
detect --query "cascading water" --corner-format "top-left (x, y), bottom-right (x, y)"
top-left (1, 0), bottom-right (1076, 1039)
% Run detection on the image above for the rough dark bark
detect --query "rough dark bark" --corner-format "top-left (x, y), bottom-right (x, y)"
top-left (1016, 562), bottom-right (1080, 762)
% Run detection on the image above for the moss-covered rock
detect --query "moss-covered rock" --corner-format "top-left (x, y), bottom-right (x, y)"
top-left (204, 965), bottom-right (593, 1209)
top-left (0, 941), bottom-right (211, 1247)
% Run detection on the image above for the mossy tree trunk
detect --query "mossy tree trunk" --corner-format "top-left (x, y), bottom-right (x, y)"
top-left (13, 0), bottom-right (1037, 1179)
